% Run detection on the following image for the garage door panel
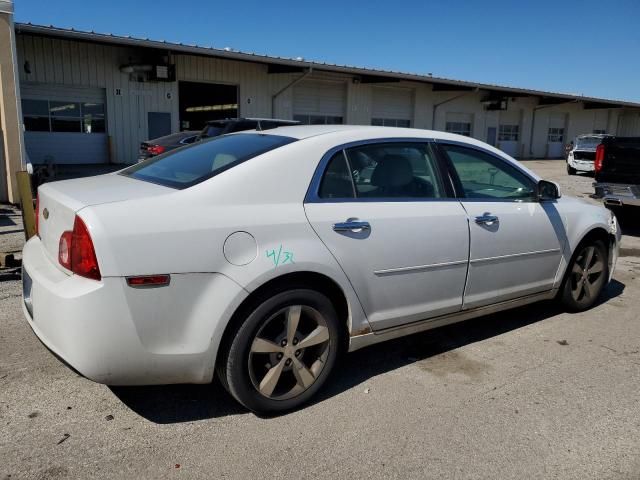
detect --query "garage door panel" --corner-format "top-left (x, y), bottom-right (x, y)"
top-left (21, 84), bottom-right (108, 165)
top-left (293, 80), bottom-right (345, 116)
top-left (25, 132), bottom-right (108, 164)
top-left (371, 87), bottom-right (413, 120)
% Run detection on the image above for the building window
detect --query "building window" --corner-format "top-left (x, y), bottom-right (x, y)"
top-left (445, 121), bottom-right (472, 137)
top-left (371, 118), bottom-right (411, 128)
top-left (498, 124), bottom-right (519, 141)
top-left (593, 129), bottom-right (606, 134)
top-left (22, 99), bottom-right (106, 133)
top-left (293, 114), bottom-right (343, 125)
top-left (548, 127), bottom-right (564, 143)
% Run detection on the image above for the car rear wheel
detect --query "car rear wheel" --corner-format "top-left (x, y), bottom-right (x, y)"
top-left (560, 240), bottom-right (608, 312)
top-left (218, 289), bottom-right (340, 414)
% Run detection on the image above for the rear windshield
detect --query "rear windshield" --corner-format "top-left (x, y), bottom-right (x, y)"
top-left (121, 133), bottom-right (296, 189)
top-left (575, 137), bottom-right (602, 149)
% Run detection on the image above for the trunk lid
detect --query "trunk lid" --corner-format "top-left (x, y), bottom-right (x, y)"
top-left (37, 173), bottom-right (173, 265)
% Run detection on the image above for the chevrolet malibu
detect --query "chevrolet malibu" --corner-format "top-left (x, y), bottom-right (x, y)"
top-left (23, 125), bottom-right (620, 413)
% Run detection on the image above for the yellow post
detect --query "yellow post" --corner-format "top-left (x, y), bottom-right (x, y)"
top-left (15, 170), bottom-right (35, 240)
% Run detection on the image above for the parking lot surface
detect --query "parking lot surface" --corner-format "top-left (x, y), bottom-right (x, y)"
top-left (1, 160), bottom-right (639, 480)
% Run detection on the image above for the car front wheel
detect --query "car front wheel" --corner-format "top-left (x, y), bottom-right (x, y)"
top-left (567, 164), bottom-right (577, 175)
top-left (560, 240), bottom-right (609, 311)
top-left (218, 289), bottom-right (341, 414)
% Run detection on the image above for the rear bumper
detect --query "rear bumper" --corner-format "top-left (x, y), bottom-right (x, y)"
top-left (568, 157), bottom-right (594, 172)
top-left (593, 182), bottom-right (640, 207)
top-left (22, 236), bottom-right (247, 385)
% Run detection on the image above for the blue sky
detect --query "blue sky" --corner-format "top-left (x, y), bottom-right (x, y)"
top-left (14, 0), bottom-right (640, 102)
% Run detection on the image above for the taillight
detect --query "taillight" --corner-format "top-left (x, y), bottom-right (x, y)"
top-left (35, 194), bottom-right (39, 237)
top-left (58, 231), bottom-right (72, 269)
top-left (58, 216), bottom-right (101, 280)
top-left (147, 144), bottom-right (165, 156)
top-left (595, 144), bottom-right (605, 173)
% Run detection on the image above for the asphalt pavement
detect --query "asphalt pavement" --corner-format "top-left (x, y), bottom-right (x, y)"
top-left (1, 160), bottom-right (639, 480)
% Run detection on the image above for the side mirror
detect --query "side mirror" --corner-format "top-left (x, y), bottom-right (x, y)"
top-left (537, 180), bottom-right (561, 201)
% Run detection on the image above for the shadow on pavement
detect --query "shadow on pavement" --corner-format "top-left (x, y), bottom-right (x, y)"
top-left (111, 279), bottom-right (625, 423)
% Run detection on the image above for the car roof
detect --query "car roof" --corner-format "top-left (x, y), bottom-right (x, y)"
top-left (235, 124), bottom-right (484, 144)
top-left (234, 124), bottom-right (541, 181)
top-left (205, 118), bottom-right (297, 125)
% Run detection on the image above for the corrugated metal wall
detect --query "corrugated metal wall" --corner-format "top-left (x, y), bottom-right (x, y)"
top-left (14, 32), bottom-right (640, 163)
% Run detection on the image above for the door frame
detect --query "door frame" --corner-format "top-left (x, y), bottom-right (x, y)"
top-left (431, 139), bottom-right (540, 200)
top-left (303, 137), bottom-right (471, 330)
top-left (304, 137), bottom-right (458, 203)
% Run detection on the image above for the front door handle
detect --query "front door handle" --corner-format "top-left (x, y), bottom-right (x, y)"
top-left (475, 214), bottom-right (499, 226)
top-left (333, 220), bottom-right (371, 232)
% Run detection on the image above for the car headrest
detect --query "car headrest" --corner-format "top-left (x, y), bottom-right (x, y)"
top-left (370, 155), bottom-right (413, 188)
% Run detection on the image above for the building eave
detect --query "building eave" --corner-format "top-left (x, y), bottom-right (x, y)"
top-left (14, 22), bottom-right (640, 109)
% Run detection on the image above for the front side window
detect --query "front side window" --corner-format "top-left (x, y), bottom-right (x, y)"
top-left (122, 133), bottom-right (296, 189)
top-left (446, 121), bottom-right (472, 137)
top-left (441, 144), bottom-right (535, 201)
top-left (316, 142), bottom-right (445, 200)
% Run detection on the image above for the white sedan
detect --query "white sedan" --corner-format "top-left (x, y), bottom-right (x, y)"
top-left (23, 125), bottom-right (620, 413)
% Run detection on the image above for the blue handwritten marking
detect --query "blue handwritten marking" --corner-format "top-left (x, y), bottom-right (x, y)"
top-left (266, 245), bottom-right (294, 267)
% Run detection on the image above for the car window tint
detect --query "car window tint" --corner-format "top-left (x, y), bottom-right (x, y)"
top-left (318, 151), bottom-right (355, 199)
top-left (442, 144), bottom-right (535, 200)
top-left (345, 143), bottom-right (444, 199)
top-left (121, 133), bottom-right (296, 189)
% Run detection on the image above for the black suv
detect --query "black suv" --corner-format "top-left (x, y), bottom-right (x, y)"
top-left (197, 118), bottom-right (300, 140)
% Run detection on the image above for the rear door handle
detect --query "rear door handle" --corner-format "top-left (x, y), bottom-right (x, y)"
top-left (333, 220), bottom-right (371, 232)
top-left (475, 214), bottom-right (499, 226)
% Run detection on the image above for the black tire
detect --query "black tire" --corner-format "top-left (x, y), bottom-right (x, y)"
top-left (567, 164), bottom-right (577, 175)
top-left (560, 239), bottom-right (609, 312)
top-left (217, 289), bottom-right (341, 414)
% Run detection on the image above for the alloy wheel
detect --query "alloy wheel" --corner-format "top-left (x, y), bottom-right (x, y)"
top-left (570, 245), bottom-right (605, 303)
top-left (248, 305), bottom-right (331, 400)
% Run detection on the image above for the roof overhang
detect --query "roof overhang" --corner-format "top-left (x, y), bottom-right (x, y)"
top-left (14, 22), bottom-right (640, 110)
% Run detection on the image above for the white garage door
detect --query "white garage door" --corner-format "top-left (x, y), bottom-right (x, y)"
top-left (371, 87), bottom-right (413, 127)
top-left (445, 113), bottom-right (473, 136)
top-left (293, 80), bottom-right (345, 124)
top-left (21, 84), bottom-right (108, 165)
top-left (593, 110), bottom-right (608, 134)
top-left (547, 113), bottom-right (567, 158)
top-left (618, 113), bottom-right (640, 136)
top-left (498, 110), bottom-right (521, 157)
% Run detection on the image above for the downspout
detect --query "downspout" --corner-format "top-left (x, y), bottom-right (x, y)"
top-left (271, 67), bottom-right (313, 118)
top-left (529, 100), bottom-right (578, 157)
top-left (431, 87), bottom-right (479, 130)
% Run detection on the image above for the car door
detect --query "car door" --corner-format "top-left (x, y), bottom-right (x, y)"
top-left (304, 140), bottom-right (470, 331)
top-left (438, 143), bottom-right (564, 309)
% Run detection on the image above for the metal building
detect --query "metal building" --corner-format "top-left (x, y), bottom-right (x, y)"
top-left (2, 20), bottom-right (640, 202)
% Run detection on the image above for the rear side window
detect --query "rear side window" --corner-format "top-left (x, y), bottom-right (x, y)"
top-left (319, 151), bottom-right (355, 199)
top-left (122, 133), bottom-right (296, 189)
top-left (316, 142), bottom-right (446, 200)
